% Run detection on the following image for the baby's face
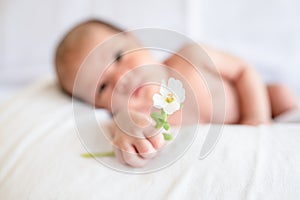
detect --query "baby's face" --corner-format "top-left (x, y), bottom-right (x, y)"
top-left (70, 26), bottom-right (165, 114)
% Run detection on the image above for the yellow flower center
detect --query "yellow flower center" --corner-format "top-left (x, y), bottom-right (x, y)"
top-left (165, 93), bottom-right (175, 103)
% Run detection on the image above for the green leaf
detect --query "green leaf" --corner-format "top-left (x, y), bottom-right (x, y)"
top-left (163, 133), bottom-right (173, 141)
top-left (163, 122), bottom-right (170, 130)
top-left (155, 120), bottom-right (163, 129)
top-left (151, 112), bottom-right (162, 120)
top-left (152, 111), bottom-right (167, 129)
top-left (151, 110), bottom-right (170, 130)
top-left (81, 151), bottom-right (115, 158)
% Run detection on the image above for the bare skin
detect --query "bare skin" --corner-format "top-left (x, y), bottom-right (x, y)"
top-left (55, 22), bottom-right (298, 167)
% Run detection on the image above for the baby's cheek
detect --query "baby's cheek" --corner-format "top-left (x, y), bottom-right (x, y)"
top-left (94, 97), bottom-right (105, 109)
top-left (94, 94), bottom-right (111, 110)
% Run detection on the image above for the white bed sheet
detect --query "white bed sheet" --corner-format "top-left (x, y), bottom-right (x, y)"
top-left (0, 78), bottom-right (300, 200)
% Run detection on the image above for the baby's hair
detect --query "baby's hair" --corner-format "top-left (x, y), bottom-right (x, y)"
top-left (54, 18), bottom-right (124, 95)
top-left (79, 18), bottom-right (124, 33)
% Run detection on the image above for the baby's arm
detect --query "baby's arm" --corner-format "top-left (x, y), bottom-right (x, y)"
top-left (106, 109), bottom-right (165, 167)
top-left (202, 45), bottom-right (272, 124)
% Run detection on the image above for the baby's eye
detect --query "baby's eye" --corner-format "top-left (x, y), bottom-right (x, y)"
top-left (115, 51), bottom-right (122, 62)
top-left (98, 83), bottom-right (107, 93)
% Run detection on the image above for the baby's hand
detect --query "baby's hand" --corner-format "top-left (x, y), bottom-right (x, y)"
top-left (110, 109), bottom-right (165, 167)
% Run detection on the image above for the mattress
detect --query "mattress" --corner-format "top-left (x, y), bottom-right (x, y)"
top-left (0, 77), bottom-right (300, 199)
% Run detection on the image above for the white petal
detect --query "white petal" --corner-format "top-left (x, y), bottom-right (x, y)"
top-left (163, 101), bottom-right (180, 115)
top-left (167, 78), bottom-right (185, 103)
top-left (153, 94), bottom-right (167, 109)
top-left (168, 78), bottom-right (182, 92)
top-left (177, 87), bottom-right (186, 103)
top-left (173, 88), bottom-right (184, 103)
top-left (160, 86), bottom-right (169, 97)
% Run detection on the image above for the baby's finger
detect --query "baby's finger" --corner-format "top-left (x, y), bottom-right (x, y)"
top-left (113, 146), bottom-right (126, 165)
top-left (142, 123), bottom-right (162, 138)
top-left (134, 139), bottom-right (157, 159)
top-left (147, 133), bottom-right (165, 150)
top-left (121, 143), bottom-right (149, 168)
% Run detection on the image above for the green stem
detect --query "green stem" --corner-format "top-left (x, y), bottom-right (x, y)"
top-left (82, 109), bottom-right (175, 158)
top-left (161, 109), bottom-right (168, 121)
top-left (81, 151), bottom-right (115, 158)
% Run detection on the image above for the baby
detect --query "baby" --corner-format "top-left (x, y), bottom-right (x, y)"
top-left (55, 19), bottom-right (298, 167)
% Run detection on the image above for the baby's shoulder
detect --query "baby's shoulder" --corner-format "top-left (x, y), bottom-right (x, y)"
top-left (162, 43), bottom-right (208, 69)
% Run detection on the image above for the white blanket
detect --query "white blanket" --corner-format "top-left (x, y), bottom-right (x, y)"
top-left (1, 78), bottom-right (300, 200)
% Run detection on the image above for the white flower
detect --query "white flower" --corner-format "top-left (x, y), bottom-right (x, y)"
top-left (152, 78), bottom-right (185, 115)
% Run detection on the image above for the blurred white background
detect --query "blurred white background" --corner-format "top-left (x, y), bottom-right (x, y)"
top-left (1, 0), bottom-right (300, 104)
